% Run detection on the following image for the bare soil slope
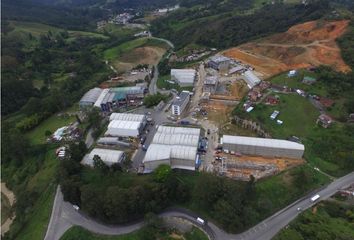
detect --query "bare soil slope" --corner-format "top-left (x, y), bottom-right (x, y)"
top-left (116, 46), bottom-right (166, 72)
top-left (223, 20), bottom-right (351, 77)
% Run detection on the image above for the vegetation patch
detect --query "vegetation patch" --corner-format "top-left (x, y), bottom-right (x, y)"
top-left (273, 200), bottom-right (354, 240)
top-left (1, 193), bottom-right (12, 225)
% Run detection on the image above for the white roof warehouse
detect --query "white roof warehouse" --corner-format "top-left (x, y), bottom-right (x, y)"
top-left (171, 69), bottom-right (196, 86)
top-left (105, 113), bottom-right (146, 137)
top-left (82, 148), bottom-right (126, 166)
top-left (221, 135), bottom-right (304, 159)
top-left (143, 126), bottom-right (201, 171)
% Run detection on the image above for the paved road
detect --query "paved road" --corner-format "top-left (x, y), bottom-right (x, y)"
top-left (84, 128), bottom-right (94, 148)
top-left (45, 172), bottom-right (354, 240)
top-left (149, 65), bottom-right (159, 95)
top-left (149, 36), bottom-right (174, 49)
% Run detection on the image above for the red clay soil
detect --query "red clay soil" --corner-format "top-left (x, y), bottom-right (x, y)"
top-left (223, 20), bottom-right (351, 77)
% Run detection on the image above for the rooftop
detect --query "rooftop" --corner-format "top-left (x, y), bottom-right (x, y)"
top-left (222, 135), bottom-right (304, 151)
top-left (108, 120), bottom-right (141, 130)
top-left (244, 70), bottom-right (261, 88)
top-left (171, 69), bottom-right (196, 84)
top-left (204, 76), bottom-right (218, 85)
top-left (210, 55), bottom-right (230, 63)
top-left (80, 88), bottom-right (103, 104)
top-left (109, 113), bottom-right (145, 122)
top-left (172, 91), bottom-right (190, 107)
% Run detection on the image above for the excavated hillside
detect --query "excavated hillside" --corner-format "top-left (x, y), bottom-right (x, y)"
top-left (223, 20), bottom-right (351, 77)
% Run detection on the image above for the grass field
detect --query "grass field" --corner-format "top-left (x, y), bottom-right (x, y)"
top-left (1, 192), bottom-right (12, 225)
top-left (25, 113), bottom-right (76, 145)
top-left (9, 21), bottom-right (108, 39)
top-left (60, 226), bottom-right (208, 240)
top-left (248, 93), bottom-right (320, 138)
top-left (273, 199), bottom-right (354, 240)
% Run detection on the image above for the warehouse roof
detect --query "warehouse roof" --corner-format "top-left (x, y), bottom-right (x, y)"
top-left (86, 148), bottom-right (124, 165)
top-left (111, 86), bottom-right (145, 100)
top-left (144, 144), bottom-right (197, 162)
top-left (172, 91), bottom-right (190, 107)
top-left (94, 89), bottom-right (110, 107)
top-left (244, 70), bottom-right (261, 88)
top-left (222, 135), bottom-right (304, 151)
top-left (171, 69), bottom-right (196, 84)
top-left (109, 113), bottom-right (145, 122)
top-left (210, 55), bottom-right (230, 63)
top-left (229, 65), bottom-right (245, 74)
top-left (152, 132), bottom-right (199, 146)
top-left (108, 120), bottom-right (141, 130)
top-left (204, 76), bottom-right (218, 85)
top-left (80, 88), bottom-right (103, 104)
top-left (157, 126), bottom-right (200, 136)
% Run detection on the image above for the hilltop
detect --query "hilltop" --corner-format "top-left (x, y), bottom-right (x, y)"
top-left (223, 20), bottom-right (351, 77)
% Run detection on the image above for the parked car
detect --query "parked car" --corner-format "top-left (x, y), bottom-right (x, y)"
top-left (73, 205), bottom-right (80, 211)
top-left (207, 129), bottom-right (210, 134)
top-left (140, 136), bottom-right (146, 144)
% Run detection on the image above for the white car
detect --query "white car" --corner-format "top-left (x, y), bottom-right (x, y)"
top-left (73, 205), bottom-right (80, 211)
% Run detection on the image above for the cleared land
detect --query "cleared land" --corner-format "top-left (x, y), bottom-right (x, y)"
top-left (223, 20), bottom-right (351, 77)
top-left (1, 193), bottom-right (11, 225)
top-left (104, 38), bottom-right (170, 73)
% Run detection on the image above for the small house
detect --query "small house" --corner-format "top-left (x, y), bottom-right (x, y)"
top-left (317, 114), bottom-right (332, 128)
top-left (265, 95), bottom-right (279, 105)
top-left (302, 76), bottom-right (317, 85)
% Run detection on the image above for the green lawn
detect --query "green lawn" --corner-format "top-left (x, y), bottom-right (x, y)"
top-left (15, 184), bottom-right (57, 240)
top-left (60, 226), bottom-right (208, 240)
top-left (248, 93), bottom-right (320, 138)
top-left (273, 200), bottom-right (354, 240)
top-left (1, 192), bottom-right (12, 225)
top-left (9, 21), bottom-right (108, 39)
top-left (25, 113), bottom-right (76, 145)
top-left (104, 38), bottom-right (149, 60)
top-left (270, 70), bottom-right (328, 97)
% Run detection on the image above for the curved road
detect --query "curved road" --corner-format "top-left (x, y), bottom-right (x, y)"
top-left (45, 172), bottom-right (354, 240)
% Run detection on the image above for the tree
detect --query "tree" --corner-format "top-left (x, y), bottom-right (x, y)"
top-left (153, 164), bottom-right (172, 183)
top-left (45, 130), bottom-right (52, 137)
top-left (93, 155), bottom-right (108, 173)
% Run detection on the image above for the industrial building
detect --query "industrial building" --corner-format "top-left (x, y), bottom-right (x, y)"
top-left (111, 85), bottom-right (145, 107)
top-left (143, 126), bottom-right (201, 171)
top-left (221, 135), bottom-right (304, 159)
top-left (171, 69), bottom-right (196, 86)
top-left (94, 89), bottom-right (116, 112)
top-left (203, 76), bottom-right (218, 93)
top-left (243, 70), bottom-right (261, 88)
top-left (229, 65), bottom-right (246, 75)
top-left (105, 113), bottom-right (146, 137)
top-left (79, 88), bottom-right (103, 108)
top-left (83, 148), bottom-right (126, 166)
top-left (208, 55), bottom-right (230, 71)
top-left (171, 91), bottom-right (190, 116)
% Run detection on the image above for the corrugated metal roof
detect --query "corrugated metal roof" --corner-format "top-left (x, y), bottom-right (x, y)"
top-left (244, 70), bottom-right (261, 88)
top-left (88, 148), bottom-right (124, 164)
top-left (222, 135), bottom-right (304, 150)
top-left (143, 144), bottom-right (197, 162)
top-left (171, 69), bottom-right (196, 84)
top-left (109, 113), bottom-right (145, 122)
top-left (209, 55), bottom-right (230, 63)
top-left (80, 88), bottom-right (103, 103)
top-left (94, 89), bottom-right (110, 107)
top-left (108, 120), bottom-right (141, 130)
top-left (172, 91), bottom-right (190, 107)
top-left (152, 132), bottom-right (199, 146)
top-left (157, 126), bottom-right (200, 136)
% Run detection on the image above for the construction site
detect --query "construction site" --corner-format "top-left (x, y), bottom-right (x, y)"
top-left (222, 20), bottom-right (351, 77)
top-left (214, 153), bottom-right (305, 181)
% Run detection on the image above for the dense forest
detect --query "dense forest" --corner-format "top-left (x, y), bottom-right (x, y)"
top-left (151, 1), bottom-right (330, 49)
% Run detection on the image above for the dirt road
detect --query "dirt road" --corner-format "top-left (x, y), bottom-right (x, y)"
top-left (1, 182), bottom-right (16, 236)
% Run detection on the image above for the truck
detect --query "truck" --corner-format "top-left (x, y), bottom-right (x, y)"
top-left (310, 194), bottom-right (320, 202)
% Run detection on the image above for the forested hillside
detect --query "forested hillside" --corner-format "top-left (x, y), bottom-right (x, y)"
top-left (151, 1), bottom-right (330, 49)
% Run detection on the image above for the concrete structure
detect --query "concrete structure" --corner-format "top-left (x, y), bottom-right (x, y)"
top-left (143, 126), bottom-right (201, 171)
top-left (171, 69), bottom-right (196, 86)
top-left (111, 86), bottom-right (145, 107)
top-left (171, 91), bottom-right (190, 116)
top-left (208, 55), bottom-right (230, 71)
top-left (221, 135), bottom-right (304, 159)
top-left (203, 76), bottom-right (218, 93)
top-left (243, 70), bottom-right (261, 88)
top-left (83, 148), bottom-right (125, 166)
top-left (79, 88), bottom-right (103, 108)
